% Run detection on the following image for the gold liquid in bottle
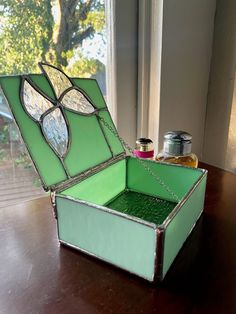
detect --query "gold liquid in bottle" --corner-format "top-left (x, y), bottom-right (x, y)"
top-left (156, 131), bottom-right (198, 168)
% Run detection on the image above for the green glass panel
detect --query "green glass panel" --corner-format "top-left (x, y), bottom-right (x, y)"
top-left (72, 78), bottom-right (106, 109)
top-left (98, 110), bottom-right (125, 156)
top-left (60, 159), bottom-right (126, 206)
top-left (57, 196), bottom-right (157, 281)
top-left (29, 74), bottom-right (56, 100)
top-left (0, 73), bottom-right (125, 190)
top-left (127, 157), bottom-right (203, 202)
top-left (107, 190), bottom-right (176, 225)
top-left (0, 76), bottom-right (67, 189)
top-left (64, 110), bottom-right (112, 176)
top-left (162, 175), bottom-right (207, 278)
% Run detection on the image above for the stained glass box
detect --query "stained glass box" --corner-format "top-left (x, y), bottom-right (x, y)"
top-left (0, 64), bottom-right (207, 282)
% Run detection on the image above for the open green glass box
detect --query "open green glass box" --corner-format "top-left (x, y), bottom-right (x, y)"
top-left (0, 64), bottom-right (207, 282)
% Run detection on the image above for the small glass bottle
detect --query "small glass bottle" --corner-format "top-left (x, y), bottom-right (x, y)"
top-left (155, 131), bottom-right (198, 167)
top-left (133, 138), bottom-right (154, 160)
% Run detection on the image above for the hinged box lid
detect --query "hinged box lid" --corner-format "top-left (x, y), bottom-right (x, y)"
top-left (0, 64), bottom-right (125, 191)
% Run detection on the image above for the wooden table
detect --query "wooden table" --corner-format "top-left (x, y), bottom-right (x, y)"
top-left (0, 163), bottom-right (236, 314)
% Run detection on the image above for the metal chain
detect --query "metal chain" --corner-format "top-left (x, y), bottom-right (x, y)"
top-left (98, 116), bottom-right (180, 202)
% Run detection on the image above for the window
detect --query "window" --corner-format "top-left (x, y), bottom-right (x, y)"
top-left (0, 0), bottom-right (107, 207)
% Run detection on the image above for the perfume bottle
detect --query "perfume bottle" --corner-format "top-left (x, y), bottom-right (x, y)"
top-left (133, 138), bottom-right (154, 160)
top-left (155, 131), bottom-right (198, 168)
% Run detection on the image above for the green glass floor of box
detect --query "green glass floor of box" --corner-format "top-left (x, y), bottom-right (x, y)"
top-left (106, 190), bottom-right (177, 225)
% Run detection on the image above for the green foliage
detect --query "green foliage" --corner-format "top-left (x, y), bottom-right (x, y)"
top-left (0, 124), bottom-right (9, 144)
top-left (0, 0), bottom-right (105, 76)
top-left (14, 153), bottom-right (32, 169)
top-left (0, 148), bottom-right (6, 160)
top-left (0, 0), bottom-right (53, 74)
top-left (81, 10), bottom-right (105, 34)
top-left (0, 121), bottom-right (30, 166)
top-left (65, 53), bottom-right (105, 77)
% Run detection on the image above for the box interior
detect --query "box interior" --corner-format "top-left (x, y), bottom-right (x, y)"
top-left (59, 157), bottom-right (204, 226)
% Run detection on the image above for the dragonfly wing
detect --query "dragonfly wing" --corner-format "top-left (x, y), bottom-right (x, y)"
top-left (22, 79), bottom-right (54, 121)
top-left (40, 63), bottom-right (72, 98)
top-left (42, 108), bottom-right (69, 158)
top-left (61, 88), bottom-right (95, 114)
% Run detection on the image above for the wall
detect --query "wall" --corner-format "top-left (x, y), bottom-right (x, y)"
top-left (158, 0), bottom-right (216, 157)
top-left (225, 80), bottom-right (236, 172)
top-left (203, 0), bottom-right (236, 172)
top-left (137, 0), bottom-right (163, 154)
top-left (112, 0), bottom-right (138, 147)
